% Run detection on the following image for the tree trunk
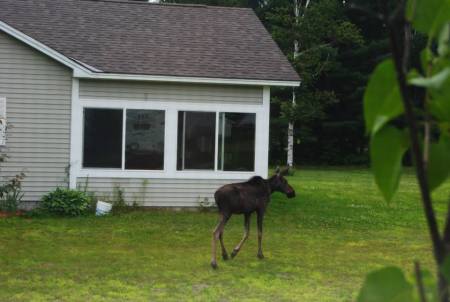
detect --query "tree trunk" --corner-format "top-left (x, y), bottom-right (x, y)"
top-left (287, 116), bottom-right (294, 167)
top-left (287, 0), bottom-right (301, 168)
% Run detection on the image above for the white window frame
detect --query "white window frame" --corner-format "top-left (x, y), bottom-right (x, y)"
top-left (70, 84), bottom-right (270, 183)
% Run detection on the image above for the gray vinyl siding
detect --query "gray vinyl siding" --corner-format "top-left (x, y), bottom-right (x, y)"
top-left (0, 31), bottom-right (72, 201)
top-left (77, 177), bottom-right (237, 207)
top-left (80, 80), bottom-right (263, 105)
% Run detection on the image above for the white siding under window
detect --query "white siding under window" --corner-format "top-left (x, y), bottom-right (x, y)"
top-left (80, 80), bottom-right (263, 105)
top-left (77, 177), bottom-right (234, 207)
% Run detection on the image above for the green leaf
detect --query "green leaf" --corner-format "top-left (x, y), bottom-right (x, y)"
top-left (364, 59), bottom-right (404, 136)
top-left (439, 123), bottom-right (450, 140)
top-left (438, 23), bottom-right (450, 56)
top-left (407, 0), bottom-right (450, 38)
top-left (428, 66), bottom-right (450, 122)
top-left (370, 126), bottom-right (410, 202)
top-left (417, 268), bottom-right (439, 301)
top-left (441, 256), bottom-right (450, 282)
top-left (357, 267), bottom-right (414, 302)
top-left (429, 97), bottom-right (450, 121)
top-left (420, 48), bottom-right (433, 73)
top-left (427, 135), bottom-right (450, 191)
top-left (409, 68), bottom-right (450, 89)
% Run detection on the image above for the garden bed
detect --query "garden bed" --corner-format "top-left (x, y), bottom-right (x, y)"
top-left (0, 210), bottom-right (23, 218)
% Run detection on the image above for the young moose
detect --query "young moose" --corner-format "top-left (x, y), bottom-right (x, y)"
top-left (211, 167), bottom-right (296, 269)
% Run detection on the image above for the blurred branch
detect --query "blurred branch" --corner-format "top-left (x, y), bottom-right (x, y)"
top-left (415, 261), bottom-right (428, 302)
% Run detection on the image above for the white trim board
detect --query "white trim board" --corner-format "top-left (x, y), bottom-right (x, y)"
top-left (77, 169), bottom-right (256, 180)
top-left (79, 99), bottom-right (263, 112)
top-left (0, 22), bottom-right (300, 88)
top-left (74, 70), bottom-right (300, 87)
top-left (69, 79), bottom-right (81, 189)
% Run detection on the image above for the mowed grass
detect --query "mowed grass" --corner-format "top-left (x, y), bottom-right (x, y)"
top-left (1, 168), bottom-right (449, 301)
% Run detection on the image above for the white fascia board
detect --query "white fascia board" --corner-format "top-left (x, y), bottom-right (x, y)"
top-left (74, 69), bottom-right (301, 87)
top-left (0, 21), bottom-right (92, 74)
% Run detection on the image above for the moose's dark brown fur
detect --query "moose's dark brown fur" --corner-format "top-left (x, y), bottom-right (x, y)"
top-left (211, 167), bottom-right (295, 269)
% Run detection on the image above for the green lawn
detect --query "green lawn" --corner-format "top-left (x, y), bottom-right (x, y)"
top-left (1, 168), bottom-right (449, 301)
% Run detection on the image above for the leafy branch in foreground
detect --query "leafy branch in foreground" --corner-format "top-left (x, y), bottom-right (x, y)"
top-left (358, 0), bottom-right (450, 301)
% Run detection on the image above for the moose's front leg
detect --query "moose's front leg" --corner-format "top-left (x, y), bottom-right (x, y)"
top-left (256, 210), bottom-right (264, 259)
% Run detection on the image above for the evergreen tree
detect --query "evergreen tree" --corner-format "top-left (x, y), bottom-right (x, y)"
top-left (261, 0), bottom-right (364, 165)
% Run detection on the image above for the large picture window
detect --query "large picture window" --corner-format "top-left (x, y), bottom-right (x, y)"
top-left (83, 108), bottom-right (165, 170)
top-left (125, 109), bottom-right (165, 170)
top-left (177, 111), bottom-right (256, 172)
top-left (83, 108), bottom-right (123, 168)
top-left (177, 111), bottom-right (216, 170)
top-left (82, 107), bottom-right (257, 173)
top-left (218, 112), bottom-right (256, 171)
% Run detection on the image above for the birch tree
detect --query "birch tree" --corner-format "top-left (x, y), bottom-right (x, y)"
top-left (287, 0), bottom-right (310, 168)
top-left (267, 0), bottom-right (362, 166)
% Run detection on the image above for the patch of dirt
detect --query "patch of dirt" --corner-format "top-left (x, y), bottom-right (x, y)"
top-left (192, 283), bottom-right (209, 294)
top-left (0, 210), bottom-right (24, 218)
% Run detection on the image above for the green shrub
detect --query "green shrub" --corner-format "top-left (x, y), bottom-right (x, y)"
top-left (40, 188), bottom-right (91, 216)
top-left (0, 189), bottom-right (23, 212)
top-left (0, 173), bottom-right (25, 213)
top-left (111, 185), bottom-right (128, 214)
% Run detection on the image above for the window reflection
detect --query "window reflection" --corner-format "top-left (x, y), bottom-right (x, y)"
top-left (177, 111), bottom-right (216, 170)
top-left (83, 108), bottom-right (123, 168)
top-left (218, 112), bottom-right (255, 171)
top-left (125, 109), bottom-right (165, 170)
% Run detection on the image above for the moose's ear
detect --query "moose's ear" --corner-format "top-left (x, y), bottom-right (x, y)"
top-left (280, 167), bottom-right (290, 176)
top-left (275, 166), bottom-right (280, 176)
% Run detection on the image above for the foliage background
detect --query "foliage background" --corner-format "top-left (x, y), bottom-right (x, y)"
top-left (161, 0), bottom-right (414, 165)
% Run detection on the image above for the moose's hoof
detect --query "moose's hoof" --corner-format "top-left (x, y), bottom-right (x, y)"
top-left (257, 253), bottom-right (265, 260)
top-left (210, 261), bottom-right (218, 269)
top-left (231, 249), bottom-right (238, 259)
top-left (222, 253), bottom-right (229, 261)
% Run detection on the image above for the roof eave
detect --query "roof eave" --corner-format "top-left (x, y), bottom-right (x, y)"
top-left (73, 70), bottom-right (301, 87)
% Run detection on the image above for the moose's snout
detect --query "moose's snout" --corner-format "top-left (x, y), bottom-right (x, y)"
top-left (286, 186), bottom-right (296, 198)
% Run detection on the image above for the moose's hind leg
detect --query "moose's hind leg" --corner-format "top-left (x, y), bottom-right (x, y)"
top-left (219, 215), bottom-right (231, 260)
top-left (257, 211), bottom-right (265, 259)
top-left (211, 213), bottom-right (228, 269)
top-left (219, 233), bottom-right (229, 260)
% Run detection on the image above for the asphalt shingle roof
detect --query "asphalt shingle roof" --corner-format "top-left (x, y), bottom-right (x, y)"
top-left (0, 0), bottom-right (300, 82)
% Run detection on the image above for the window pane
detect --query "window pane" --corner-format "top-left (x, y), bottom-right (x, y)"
top-left (125, 109), bottom-right (165, 170)
top-left (83, 108), bottom-right (123, 168)
top-left (177, 111), bottom-right (216, 170)
top-left (218, 112), bottom-right (255, 171)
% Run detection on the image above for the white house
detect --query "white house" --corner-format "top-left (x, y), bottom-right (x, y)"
top-left (0, 0), bottom-right (300, 207)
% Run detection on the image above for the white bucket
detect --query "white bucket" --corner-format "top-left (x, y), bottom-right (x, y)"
top-left (96, 201), bottom-right (112, 216)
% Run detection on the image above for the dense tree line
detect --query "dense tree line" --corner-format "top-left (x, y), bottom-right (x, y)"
top-left (161, 0), bottom-right (401, 166)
